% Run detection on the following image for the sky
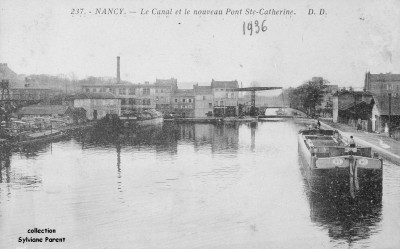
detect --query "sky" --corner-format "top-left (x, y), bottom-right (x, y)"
top-left (1, 0), bottom-right (400, 89)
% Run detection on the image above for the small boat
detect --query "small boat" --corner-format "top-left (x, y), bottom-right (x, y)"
top-left (298, 128), bottom-right (382, 198)
top-left (10, 129), bottom-right (67, 146)
top-left (120, 109), bottom-right (163, 127)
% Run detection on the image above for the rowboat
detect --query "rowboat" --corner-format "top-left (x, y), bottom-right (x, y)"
top-left (298, 128), bottom-right (382, 198)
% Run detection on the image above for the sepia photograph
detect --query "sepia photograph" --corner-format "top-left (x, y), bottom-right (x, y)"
top-left (1, 0), bottom-right (400, 248)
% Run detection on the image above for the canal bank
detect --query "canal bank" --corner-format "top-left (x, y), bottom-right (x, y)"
top-left (165, 116), bottom-right (258, 124)
top-left (320, 120), bottom-right (400, 165)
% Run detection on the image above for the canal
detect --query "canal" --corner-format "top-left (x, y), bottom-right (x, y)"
top-left (0, 121), bottom-right (399, 248)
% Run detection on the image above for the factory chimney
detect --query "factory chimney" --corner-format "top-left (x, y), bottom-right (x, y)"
top-left (117, 56), bottom-right (121, 84)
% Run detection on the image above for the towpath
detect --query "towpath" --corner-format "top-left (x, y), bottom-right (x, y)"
top-left (321, 120), bottom-right (400, 165)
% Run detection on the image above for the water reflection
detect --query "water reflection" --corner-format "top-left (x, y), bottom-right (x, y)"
top-left (0, 122), bottom-right (399, 249)
top-left (302, 170), bottom-right (382, 244)
top-left (75, 122), bottom-right (243, 155)
top-left (0, 147), bottom-right (11, 183)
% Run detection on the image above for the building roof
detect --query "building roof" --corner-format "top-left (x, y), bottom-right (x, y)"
top-left (339, 101), bottom-right (368, 111)
top-left (194, 85), bottom-right (212, 95)
top-left (73, 92), bottom-right (118, 99)
top-left (366, 73), bottom-right (400, 82)
top-left (17, 105), bottom-right (71, 115)
top-left (336, 90), bottom-right (373, 96)
top-left (373, 94), bottom-right (400, 115)
top-left (211, 79), bottom-right (239, 89)
top-left (11, 86), bottom-right (50, 90)
top-left (173, 89), bottom-right (194, 97)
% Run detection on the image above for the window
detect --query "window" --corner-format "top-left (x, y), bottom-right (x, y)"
top-left (129, 88), bottom-right (135, 95)
top-left (143, 88), bottom-right (150, 95)
top-left (183, 99), bottom-right (186, 103)
top-left (85, 88), bottom-right (90, 93)
top-left (226, 93), bottom-right (229, 98)
top-left (92, 88), bottom-right (97, 93)
top-left (209, 103), bottom-right (212, 108)
top-left (189, 99), bottom-right (192, 103)
top-left (129, 98), bottom-right (135, 105)
top-left (156, 96), bottom-right (159, 101)
top-left (119, 88), bottom-right (126, 95)
top-left (175, 99), bottom-right (178, 103)
top-left (121, 99), bottom-right (126, 105)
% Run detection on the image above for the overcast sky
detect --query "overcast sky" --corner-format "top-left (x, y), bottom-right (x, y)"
top-left (1, 0), bottom-right (399, 89)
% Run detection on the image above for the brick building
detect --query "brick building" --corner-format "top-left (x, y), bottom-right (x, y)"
top-left (211, 79), bottom-right (239, 117)
top-left (364, 72), bottom-right (400, 96)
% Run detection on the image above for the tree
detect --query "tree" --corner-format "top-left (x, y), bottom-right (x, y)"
top-left (288, 79), bottom-right (328, 116)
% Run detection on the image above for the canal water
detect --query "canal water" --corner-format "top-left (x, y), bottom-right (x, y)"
top-left (0, 121), bottom-right (399, 249)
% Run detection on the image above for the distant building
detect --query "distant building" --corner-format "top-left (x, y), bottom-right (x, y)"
top-left (81, 78), bottom-right (177, 113)
top-left (154, 78), bottom-right (178, 114)
top-left (371, 94), bottom-right (400, 133)
top-left (194, 84), bottom-right (213, 117)
top-left (211, 79), bottom-right (239, 117)
top-left (364, 72), bottom-right (400, 96)
top-left (10, 86), bottom-right (51, 102)
top-left (172, 89), bottom-right (195, 117)
top-left (333, 90), bottom-right (374, 128)
top-left (73, 92), bottom-right (121, 120)
top-left (16, 105), bottom-right (86, 124)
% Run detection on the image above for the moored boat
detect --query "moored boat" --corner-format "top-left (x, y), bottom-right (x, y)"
top-left (298, 128), bottom-right (382, 198)
top-left (11, 129), bottom-right (67, 146)
top-left (120, 109), bottom-right (163, 127)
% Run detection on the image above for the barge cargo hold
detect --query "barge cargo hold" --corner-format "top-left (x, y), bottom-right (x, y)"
top-left (298, 129), bottom-right (382, 198)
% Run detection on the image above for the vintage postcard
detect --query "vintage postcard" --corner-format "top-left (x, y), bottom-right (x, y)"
top-left (1, 0), bottom-right (400, 248)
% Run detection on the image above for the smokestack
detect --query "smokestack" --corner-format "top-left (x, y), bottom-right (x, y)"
top-left (117, 56), bottom-right (121, 84)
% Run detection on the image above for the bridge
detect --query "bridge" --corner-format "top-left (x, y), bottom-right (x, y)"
top-left (233, 87), bottom-right (283, 116)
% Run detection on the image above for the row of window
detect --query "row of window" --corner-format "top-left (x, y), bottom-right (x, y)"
top-left (85, 88), bottom-right (237, 99)
top-left (174, 105), bottom-right (193, 109)
top-left (370, 83), bottom-right (400, 91)
top-left (85, 88), bottom-right (152, 95)
top-left (174, 98), bottom-right (193, 103)
top-left (120, 98), bottom-right (151, 105)
top-left (214, 88), bottom-right (236, 92)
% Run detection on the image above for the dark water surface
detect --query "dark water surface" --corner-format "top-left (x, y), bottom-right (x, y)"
top-left (0, 122), bottom-right (399, 249)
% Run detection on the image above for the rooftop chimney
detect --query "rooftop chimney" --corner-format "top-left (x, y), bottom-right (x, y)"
top-left (117, 56), bottom-right (121, 84)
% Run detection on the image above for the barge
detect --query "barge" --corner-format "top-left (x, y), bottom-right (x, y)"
top-left (298, 128), bottom-right (382, 198)
top-left (120, 110), bottom-right (163, 127)
top-left (10, 129), bottom-right (67, 146)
